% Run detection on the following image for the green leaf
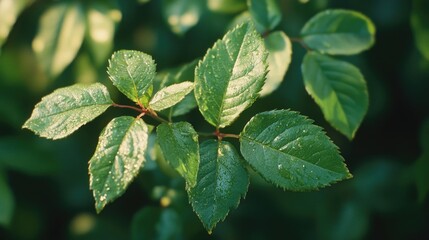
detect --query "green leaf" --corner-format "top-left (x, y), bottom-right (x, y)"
top-left (131, 207), bottom-right (182, 240)
top-left (157, 122), bottom-right (199, 187)
top-left (208, 0), bottom-right (246, 13)
top-left (107, 50), bottom-right (156, 103)
top-left (149, 81), bottom-right (194, 111)
top-left (0, 0), bottom-right (33, 48)
top-left (85, 2), bottom-right (118, 66)
top-left (162, 0), bottom-right (202, 35)
top-left (240, 110), bottom-right (351, 191)
top-left (188, 140), bottom-right (249, 233)
top-left (300, 9), bottom-right (375, 55)
top-left (157, 60), bottom-right (198, 117)
top-left (411, 0), bottom-right (429, 60)
top-left (260, 31), bottom-right (292, 96)
top-left (23, 83), bottom-right (112, 140)
top-left (0, 171), bottom-right (14, 226)
top-left (247, 0), bottom-right (281, 33)
top-left (0, 137), bottom-right (58, 176)
top-left (301, 52), bottom-right (368, 139)
top-left (195, 22), bottom-right (268, 128)
top-left (89, 116), bottom-right (149, 213)
top-left (32, 2), bottom-right (85, 78)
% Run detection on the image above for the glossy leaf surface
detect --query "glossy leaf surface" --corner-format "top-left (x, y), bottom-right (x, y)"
top-left (195, 22), bottom-right (267, 128)
top-left (23, 83), bottom-right (112, 140)
top-left (149, 81), bottom-right (194, 111)
top-left (89, 116), bottom-right (148, 213)
top-left (302, 52), bottom-right (368, 139)
top-left (240, 110), bottom-right (351, 191)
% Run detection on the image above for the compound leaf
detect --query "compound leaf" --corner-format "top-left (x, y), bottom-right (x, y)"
top-left (188, 140), bottom-right (249, 233)
top-left (300, 9), bottom-right (375, 55)
top-left (247, 0), bottom-right (281, 33)
top-left (107, 50), bottom-right (156, 103)
top-left (195, 22), bottom-right (268, 128)
top-left (89, 116), bottom-right (149, 213)
top-left (149, 81), bottom-right (194, 111)
top-left (240, 110), bottom-right (351, 191)
top-left (157, 122), bottom-right (199, 187)
top-left (302, 52), bottom-right (368, 139)
top-left (32, 2), bottom-right (85, 78)
top-left (260, 31), bottom-right (292, 96)
top-left (23, 83), bottom-right (112, 140)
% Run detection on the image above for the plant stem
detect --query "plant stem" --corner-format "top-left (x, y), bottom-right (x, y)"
top-left (112, 102), bottom-right (170, 123)
top-left (112, 103), bottom-right (143, 113)
top-left (147, 108), bottom-right (170, 123)
top-left (290, 37), bottom-right (311, 51)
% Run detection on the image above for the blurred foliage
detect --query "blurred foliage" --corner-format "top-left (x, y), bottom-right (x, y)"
top-left (0, 0), bottom-right (428, 239)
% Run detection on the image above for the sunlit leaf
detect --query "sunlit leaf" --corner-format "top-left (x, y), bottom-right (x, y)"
top-left (188, 140), bottom-right (249, 233)
top-left (162, 0), bottom-right (202, 35)
top-left (149, 81), bottom-right (194, 111)
top-left (23, 83), bottom-right (112, 140)
top-left (301, 52), bottom-right (368, 139)
top-left (195, 22), bottom-right (268, 128)
top-left (301, 9), bottom-right (375, 55)
top-left (247, 0), bottom-right (281, 33)
top-left (85, 2), bottom-right (118, 66)
top-left (108, 50), bottom-right (156, 103)
top-left (0, 171), bottom-right (14, 226)
top-left (260, 31), bottom-right (292, 96)
top-left (89, 116), bottom-right (149, 213)
top-left (157, 122), bottom-right (199, 187)
top-left (0, 0), bottom-right (33, 48)
top-left (411, 0), bottom-right (429, 60)
top-left (131, 207), bottom-right (182, 240)
top-left (32, 2), bottom-right (86, 78)
top-left (240, 110), bottom-right (351, 191)
top-left (208, 0), bottom-right (246, 13)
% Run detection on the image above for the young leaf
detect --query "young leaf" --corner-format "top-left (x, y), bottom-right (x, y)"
top-left (411, 0), bottom-right (429, 60)
top-left (23, 83), bottom-right (112, 140)
top-left (260, 31), bottom-right (292, 96)
top-left (247, 0), bottom-right (281, 33)
top-left (149, 81), bottom-right (194, 111)
top-left (195, 22), bottom-right (268, 128)
top-left (240, 110), bottom-right (351, 191)
top-left (85, 2), bottom-right (118, 66)
top-left (157, 60), bottom-right (198, 117)
top-left (131, 207), bottom-right (182, 240)
top-left (89, 116), bottom-right (149, 213)
top-left (0, 171), bottom-right (14, 226)
top-left (0, 0), bottom-right (32, 48)
top-left (107, 50), bottom-right (156, 103)
top-left (301, 52), bottom-right (368, 139)
top-left (162, 0), bottom-right (202, 35)
top-left (300, 9), bottom-right (375, 55)
top-left (188, 140), bottom-right (249, 233)
top-left (157, 122), bottom-right (199, 187)
top-left (32, 2), bottom-right (85, 78)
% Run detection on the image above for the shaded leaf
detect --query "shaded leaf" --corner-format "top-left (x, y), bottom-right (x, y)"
top-left (85, 2), bottom-right (118, 65)
top-left (0, 171), bottom-right (14, 226)
top-left (301, 9), bottom-right (375, 55)
top-left (260, 31), bottom-right (292, 96)
top-left (195, 22), bottom-right (268, 128)
top-left (301, 52), bottom-right (368, 139)
top-left (208, 0), bottom-right (246, 13)
top-left (157, 122), bottom-right (199, 187)
top-left (131, 207), bottom-right (182, 240)
top-left (240, 110), bottom-right (351, 191)
top-left (89, 116), bottom-right (149, 213)
top-left (162, 0), bottom-right (202, 35)
top-left (188, 140), bottom-right (249, 233)
top-left (247, 0), bottom-right (281, 33)
top-left (107, 50), bottom-right (156, 103)
top-left (0, 0), bottom-right (33, 48)
top-left (149, 81), bottom-right (194, 111)
top-left (32, 2), bottom-right (85, 78)
top-left (411, 0), bottom-right (429, 60)
top-left (23, 83), bottom-right (112, 140)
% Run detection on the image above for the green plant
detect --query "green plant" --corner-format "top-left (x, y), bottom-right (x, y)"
top-left (22, 2), bottom-right (375, 234)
